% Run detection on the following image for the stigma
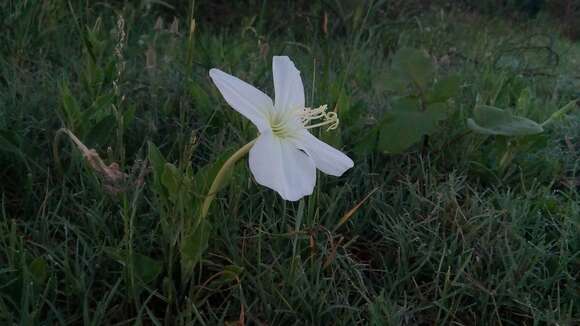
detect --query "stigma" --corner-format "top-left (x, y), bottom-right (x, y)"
top-left (297, 105), bottom-right (339, 131)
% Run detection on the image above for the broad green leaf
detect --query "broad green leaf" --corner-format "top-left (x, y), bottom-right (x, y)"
top-left (193, 149), bottom-right (235, 200)
top-left (161, 163), bottom-right (193, 204)
top-left (85, 114), bottom-right (115, 147)
top-left (147, 142), bottom-right (169, 200)
top-left (83, 94), bottom-right (115, 124)
top-left (180, 220), bottom-right (211, 282)
top-left (353, 126), bottom-right (379, 155)
top-left (59, 82), bottom-right (82, 129)
top-left (383, 70), bottom-right (410, 93)
top-left (133, 253), bottom-right (162, 284)
top-left (147, 142), bottom-right (167, 182)
top-left (427, 75), bottom-right (461, 103)
top-left (467, 105), bottom-right (544, 136)
top-left (391, 47), bottom-right (434, 91)
top-left (161, 163), bottom-right (181, 200)
top-left (90, 94), bottom-right (115, 112)
top-left (378, 98), bottom-right (447, 154)
top-left (29, 257), bottom-right (48, 285)
top-left (104, 248), bottom-right (161, 285)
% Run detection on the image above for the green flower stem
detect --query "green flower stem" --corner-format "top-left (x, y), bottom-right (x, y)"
top-left (200, 138), bottom-right (257, 219)
top-left (541, 99), bottom-right (578, 128)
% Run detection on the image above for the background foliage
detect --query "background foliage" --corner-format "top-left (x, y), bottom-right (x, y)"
top-left (0, 0), bottom-right (579, 324)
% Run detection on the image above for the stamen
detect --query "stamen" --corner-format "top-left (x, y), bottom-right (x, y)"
top-left (297, 105), bottom-right (340, 131)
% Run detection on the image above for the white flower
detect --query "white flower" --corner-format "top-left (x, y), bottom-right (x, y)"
top-left (209, 56), bottom-right (354, 201)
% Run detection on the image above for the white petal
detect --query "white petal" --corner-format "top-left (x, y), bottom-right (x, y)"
top-left (273, 56), bottom-right (305, 112)
top-left (209, 68), bottom-right (273, 132)
top-left (295, 131), bottom-right (354, 176)
top-left (249, 131), bottom-right (316, 201)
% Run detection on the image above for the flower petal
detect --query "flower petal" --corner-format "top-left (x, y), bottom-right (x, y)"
top-left (249, 131), bottom-right (316, 201)
top-left (295, 131), bottom-right (354, 176)
top-left (273, 56), bottom-right (305, 112)
top-left (209, 68), bottom-right (273, 132)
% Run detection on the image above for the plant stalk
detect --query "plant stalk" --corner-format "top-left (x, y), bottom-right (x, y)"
top-left (200, 139), bottom-right (256, 219)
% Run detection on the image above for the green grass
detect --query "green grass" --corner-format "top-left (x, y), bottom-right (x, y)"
top-left (1, 1), bottom-right (579, 324)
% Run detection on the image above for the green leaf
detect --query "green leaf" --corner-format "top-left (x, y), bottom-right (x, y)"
top-left (161, 163), bottom-right (181, 198)
top-left (353, 126), bottom-right (379, 155)
top-left (383, 71), bottom-right (410, 93)
top-left (104, 248), bottom-right (162, 285)
top-left (59, 82), bottom-right (82, 129)
top-left (193, 149), bottom-right (235, 200)
top-left (390, 47), bottom-right (434, 91)
top-left (133, 253), bottom-right (162, 284)
top-left (427, 75), bottom-right (461, 103)
top-left (28, 257), bottom-right (48, 285)
top-left (180, 220), bottom-right (211, 282)
top-left (85, 114), bottom-right (115, 147)
top-left (148, 141), bottom-right (168, 193)
top-left (83, 94), bottom-right (115, 124)
top-left (467, 105), bottom-right (544, 136)
top-left (378, 98), bottom-right (447, 154)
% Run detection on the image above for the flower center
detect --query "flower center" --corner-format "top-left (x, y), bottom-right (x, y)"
top-left (269, 114), bottom-right (295, 138)
top-left (268, 104), bottom-right (340, 139)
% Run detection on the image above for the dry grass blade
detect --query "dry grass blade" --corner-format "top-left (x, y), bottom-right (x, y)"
top-left (334, 187), bottom-right (379, 231)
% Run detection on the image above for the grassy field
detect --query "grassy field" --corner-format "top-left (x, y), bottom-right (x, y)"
top-left (1, 1), bottom-right (579, 325)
